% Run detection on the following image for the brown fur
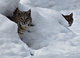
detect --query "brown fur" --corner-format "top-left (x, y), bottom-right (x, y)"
top-left (62, 13), bottom-right (73, 26)
top-left (7, 8), bottom-right (32, 40)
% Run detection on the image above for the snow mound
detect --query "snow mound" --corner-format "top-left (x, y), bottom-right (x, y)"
top-left (18, 4), bottom-right (74, 50)
top-left (18, 0), bottom-right (80, 58)
top-left (0, 0), bottom-right (80, 58)
top-left (0, 14), bottom-right (30, 58)
top-left (0, 0), bottom-right (20, 16)
top-left (20, 0), bottom-right (80, 10)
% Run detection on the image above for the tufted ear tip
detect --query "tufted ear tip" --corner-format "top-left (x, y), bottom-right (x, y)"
top-left (70, 13), bottom-right (73, 16)
top-left (62, 14), bottom-right (65, 17)
top-left (62, 14), bottom-right (63, 15)
top-left (26, 9), bottom-right (31, 16)
top-left (27, 9), bottom-right (31, 14)
top-left (28, 9), bottom-right (31, 12)
top-left (13, 8), bottom-right (21, 16)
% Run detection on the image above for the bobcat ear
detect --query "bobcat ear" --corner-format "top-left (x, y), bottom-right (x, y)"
top-left (13, 8), bottom-right (21, 16)
top-left (70, 13), bottom-right (73, 17)
top-left (62, 14), bottom-right (65, 17)
top-left (27, 9), bottom-right (31, 17)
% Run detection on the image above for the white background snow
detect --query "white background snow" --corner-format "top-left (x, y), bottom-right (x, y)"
top-left (0, 0), bottom-right (80, 58)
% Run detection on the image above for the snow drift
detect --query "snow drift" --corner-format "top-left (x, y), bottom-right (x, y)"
top-left (0, 0), bottom-right (80, 58)
top-left (0, 0), bottom-right (20, 16)
top-left (0, 14), bottom-right (31, 58)
top-left (19, 0), bottom-right (80, 58)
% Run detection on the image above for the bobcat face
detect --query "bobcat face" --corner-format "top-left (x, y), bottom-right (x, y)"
top-left (17, 13), bottom-right (31, 31)
top-left (62, 13), bottom-right (73, 26)
top-left (13, 8), bottom-right (32, 36)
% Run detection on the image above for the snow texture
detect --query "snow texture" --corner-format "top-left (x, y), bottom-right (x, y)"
top-left (0, 14), bottom-right (31, 58)
top-left (0, 0), bottom-right (20, 16)
top-left (0, 0), bottom-right (80, 58)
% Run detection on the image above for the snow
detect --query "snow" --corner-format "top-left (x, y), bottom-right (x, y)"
top-left (0, 0), bottom-right (80, 58)
top-left (0, 14), bottom-right (31, 58)
top-left (0, 0), bottom-right (20, 16)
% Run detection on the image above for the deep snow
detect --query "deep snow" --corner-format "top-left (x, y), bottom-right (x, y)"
top-left (0, 0), bottom-right (20, 16)
top-left (0, 0), bottom-right (80, 58)
top-left (0, 14), bottom-right (31, 58)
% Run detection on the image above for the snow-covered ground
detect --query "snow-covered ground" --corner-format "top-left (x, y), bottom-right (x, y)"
top-left (0, 14), bottom-right (31, 58)
top-left (0, 0), bottom-right (20, 16)
top-left (0, 0), bottom-right (80, 58)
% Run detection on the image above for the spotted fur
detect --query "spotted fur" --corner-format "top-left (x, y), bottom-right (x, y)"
top-left (8, 8), bottom-right (32, 40)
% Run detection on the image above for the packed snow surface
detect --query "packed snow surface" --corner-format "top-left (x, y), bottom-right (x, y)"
top-left (0, 0), bottom-right (20, 16)
top-left (0, 0), bottom-right (80, 58)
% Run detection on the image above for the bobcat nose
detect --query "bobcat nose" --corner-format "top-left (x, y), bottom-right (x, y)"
top-left (69, 22), bottom-right (72, 26)
top-left (22, 22), bottom-right (26, 25)
top-left (24, 22), bottom-right (26, 24)
top-left (69, 24), bottom-right (71, 26)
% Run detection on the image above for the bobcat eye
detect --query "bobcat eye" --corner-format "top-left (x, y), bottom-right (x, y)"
top-left (22, 22), bottom-right (26, 25)
top-left (26, 18), bottom-right (29, 20)
top-left (20, 18), bottom-right (23, 20)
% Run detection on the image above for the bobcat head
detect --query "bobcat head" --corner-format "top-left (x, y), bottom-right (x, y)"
top-left (62, 13), bottom-right (73, 26)
top-left (13, 8), bottom-right (32, 36)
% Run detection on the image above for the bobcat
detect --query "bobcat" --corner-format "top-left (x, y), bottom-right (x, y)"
top-left (7, 8), bottom-right (32, 40)
top-left (62, 13), bottom-right (73, 26)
